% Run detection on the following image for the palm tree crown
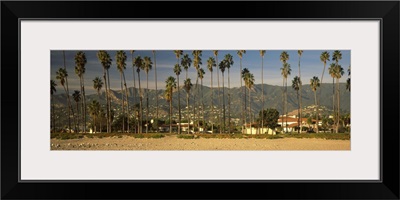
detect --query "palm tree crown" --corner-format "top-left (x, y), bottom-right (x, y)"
top-left (310, 76), bottom-right (320, 92)
top-left (97, 50), bottom-right (112, 70)
top-left (56, 68), bottom-right (68, 86)
top-left (51, 80), bottom-right (57, 95)
top-left (93, 77), bottom-right (103, 96)
top-left (116, 51), bottom-right (127, 72)
top-left (292, 76), bottom-right (302, 91)
top-left (143, 56), bottom-right (153, 73)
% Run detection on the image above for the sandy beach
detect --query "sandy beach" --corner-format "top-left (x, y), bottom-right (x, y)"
top-left (50, 135), bottom-right (350, 150)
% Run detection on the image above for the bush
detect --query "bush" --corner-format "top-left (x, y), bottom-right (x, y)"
top-left (284, 133), bottom-right (350, 140)
top-left (130, 134), bottom-right (165, 139)
top-left (177, 134), bottom-right (198, 139)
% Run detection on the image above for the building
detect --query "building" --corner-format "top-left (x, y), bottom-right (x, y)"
top-left (243, 123), bottom-right (276, 135)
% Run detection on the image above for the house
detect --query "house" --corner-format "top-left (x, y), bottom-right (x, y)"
top-left (278, 116), bottom-right (320, 132)
top-left (243, 123), bottom-right (276, 135)
top-left (158, 124), bottom-right (178, 132)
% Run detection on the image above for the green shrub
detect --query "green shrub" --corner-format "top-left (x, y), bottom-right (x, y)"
top-left (284, 133), bottom-right (350, 140)
top-left (177, 134), bottom-right (197, 139)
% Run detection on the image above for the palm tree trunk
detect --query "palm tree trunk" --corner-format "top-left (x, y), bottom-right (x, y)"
top-left (137, 71), bottom-right (143, 134)
top-left (336, 78), bottom-right (340, 133)
top-left (146, 73), bottom-right (149, 134)
top-left (177, 74), bottom-right (181, 134)
top-left (103, 70), bottom-right (109, 133)
top-left (261, 56), bottom-right (264, 134)
top-left (210, 70), bottom-right (213, 133)
top-left (201, 78), bottom-right (205, 133)
top-left (107, 69), bottom-right (112, 133)
top-left (120, 72), bottom-right (125, 133)
top-left (215, 56), bottom-right (221, 134)
top-left (298, 56), bottom-right (302, 133)
top-left (249, 87), bottom-right (252, 135)
top-left (76, 102), bottom-right (80, 132)
top-left (285, 78), bottom-right (288, 133)
top-left (82, 76), bottom-right (87, 133)
top-left (297, 90), bottom-right (300, 133)
top-left (333, 77), bottom-right (335, 120)
top-left (222, 72), bottom-right (225, 133)
top-left (62, 51), bottom-right (72, 133)
top-left (244, 83), bottom-right (247, 131)
top-left (282, 77), bottom-right (285, 132)
top-left (194, 77), bottom-right (198, 132)
top-left (240, 58), bottom-right (244, 134)
top-left (154, 51), bottom-right (158, 133)
top-left (169, 98), bottom-right (172, 134)
top-left (315, 91), bottom-right (319, 133)
top-left (51, 95), bottom-right (55, 132)
top-left (187, 92), bottom-right (190, 134)
top-left (123, 72), bottom-right (130, 133)
top-left (228, 68), bottom-right (231, 134)
top-left (132, 69), bottom-right (137, 133)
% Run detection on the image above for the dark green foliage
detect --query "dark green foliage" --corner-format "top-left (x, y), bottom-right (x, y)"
top-left (258, 108), bottom-right (280, 129)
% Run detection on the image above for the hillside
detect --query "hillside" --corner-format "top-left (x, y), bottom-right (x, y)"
top-left (53, 83), bottom-right (350, 120)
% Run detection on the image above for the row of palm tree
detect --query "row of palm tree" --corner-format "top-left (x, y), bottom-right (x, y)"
top-left (52, 50), bottom-right (349, 134)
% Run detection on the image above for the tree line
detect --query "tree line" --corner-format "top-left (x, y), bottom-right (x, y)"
top-left (51, 50), bottom-right (350, 134)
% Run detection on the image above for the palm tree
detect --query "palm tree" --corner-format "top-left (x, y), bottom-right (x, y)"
top-left (346, 66), bottom-right (351, 92)
top-left (72, 90), bottom-right (81, 132)
top-left (213, 50), bottom-right (221, 134)
top-left (143, 56), bottom-right (153, 134)
top-left (328, 63), bottom-right (336, 132)
top-left (133, 56), bottom-right (144, 133)
top-left (218, 59), bottom-right (227, 133)
top-left (130, 50), bottom-right (137, 133)
top-left (279, 51), bottom-right (290, 132)
top-left (88, 100), bottom-right (100, 133)
top-left (51, 80), bottom-right (57, 132)
top-left (153, 50), bottom-right (158, 132)
top-left (237, 50), bottom-right (246, 133)
top-left (297, 50), bottom-right (303, 132)
top-left (207, 57), bottom-right (216, 133)
top-left (173, 63), bottom-right (182, 134)
top-left (61, 51), bottom-right (75, 133)
top-left (184, 78), bottom-right (193, 134)
top-left (93, 77), bottom-right (103, 99)
top-left (116, 50), bottom-right (127, 133)
top-left (74, 51), bottom-right (87, 133)
top-left (97, 50), bottom-right (112, 133)
top-left (224, 54), bottom-right (234, 133)
top-left (292, 76), bottom-right (302, 133)
top-left (242, 68), bottom-right (255, 134)
top-left (332, 50), bottom-right (342, 123)
top-left (241, 68), bottom-right (249, 132)
top-left (165, 76), bottom-right (177, 134)
top-left (192, 50), bottom-right (202, 131)
top-left (198, 68), bottom-right (205, 133)
top-left (181, 54), bottom-right (192, 80)
top-left (319, 51), bottom-right (330, 127)
top-left (56, 68), bottom-right (75, 133)
top-left (260, 50), bottom-right (266, 133)
top-left (310, 76), bottom-right (320, 133)
top-left (334, 64), bottom-right (344, 133)
top-left (280, 62), bottom-right (291, 133)
top-left (98, 107), bottom-right (105, 133)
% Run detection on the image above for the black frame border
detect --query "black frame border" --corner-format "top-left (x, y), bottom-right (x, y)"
top-left (2, 1), bottom-right (399, 199)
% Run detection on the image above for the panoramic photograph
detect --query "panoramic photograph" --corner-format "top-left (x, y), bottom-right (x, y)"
top-left (50, 50), bottom-right (351, 150)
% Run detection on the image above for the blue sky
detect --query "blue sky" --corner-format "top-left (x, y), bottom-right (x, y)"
top-left (51, 50), bottom-right (350, 95)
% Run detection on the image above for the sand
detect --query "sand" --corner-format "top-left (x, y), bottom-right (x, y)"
top-left (50, 135), bottom-right (350, 150)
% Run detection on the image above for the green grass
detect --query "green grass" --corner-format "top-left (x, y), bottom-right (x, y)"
top-left (284, 133), bottom-right (350, 140)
